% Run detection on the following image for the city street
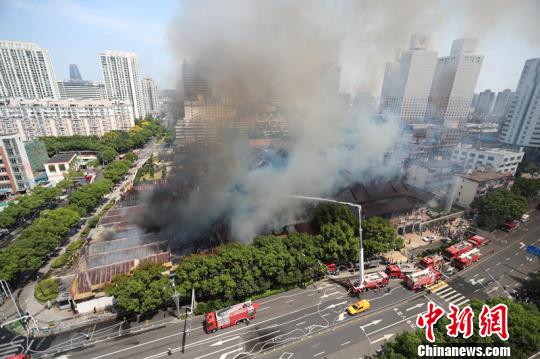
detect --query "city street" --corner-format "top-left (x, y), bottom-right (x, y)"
top-left (16, 207), bottom-right (539, 359)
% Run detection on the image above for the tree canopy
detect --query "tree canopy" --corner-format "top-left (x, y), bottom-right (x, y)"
top-left (311, 203), bottom-right (358, 232)
top-left (362, 216), bottom-right (403, 257)
top-left (40, 118), bottom-right (170, 164)
top-left (511, 177), bottom-right (540, 200)
top-left (0, 182), bottom-right (70, 229)
top-left (107, 263), bottom-right (173, 315)
top-left (471, 190), bottom-right (527, 231)
top-left (0, 207), bottom-right (81, 282)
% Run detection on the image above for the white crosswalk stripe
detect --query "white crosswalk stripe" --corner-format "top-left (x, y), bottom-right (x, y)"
top-left (435, 287), bottom-right (453, 296)
top-left (445, 292), bottom-right (464, 302)
top-left (433, 285), bottom-right (470, 309)
top-left (0, 338), bottom-right (25, 357)
top-left (454, 298), bottom-right (471, 307)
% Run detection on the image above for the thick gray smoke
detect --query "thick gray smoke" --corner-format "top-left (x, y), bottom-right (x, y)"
top-left (171, 0), bottom-right (539, 95)
top-left (147, 0), bottom-right (538, 243)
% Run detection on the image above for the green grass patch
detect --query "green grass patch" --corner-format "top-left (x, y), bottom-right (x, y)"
top-left (51, 253), bottom-right (70, 269)
top-left (34, 278), bottom-right (59, 303)
top-left (66, 239), bottom-right (84, 252)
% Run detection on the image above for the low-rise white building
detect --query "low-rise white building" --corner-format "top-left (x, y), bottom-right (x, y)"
top-left (451, 144), bottom-right (524, 175)
top-left (0, 98), bottom-right (135, 141)
top-left (445, 170), bottom-right (514, 210)
top-left (44, 153), bottom-right (79, 185)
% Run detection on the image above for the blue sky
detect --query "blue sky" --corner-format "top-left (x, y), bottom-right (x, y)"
top-left (0, 0), bottom-right (538, 93)
top-left (0, 0), bottom-right (178, 88)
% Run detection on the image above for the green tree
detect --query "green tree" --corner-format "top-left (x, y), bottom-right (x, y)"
top-left (98, 146), bottom-right (118, 164)
top-left (471, 190), bottom-right (528, 231)
top-left (318, 221), bottom-right (358, 263)
top-left (511, 177), bottom-right (540, 200)
top-left (107, 263), bottom-right (173, 315)
top-left (310, 203), bottom-right (358, 233)
top-left (362, 216), bottom-right (403, 257)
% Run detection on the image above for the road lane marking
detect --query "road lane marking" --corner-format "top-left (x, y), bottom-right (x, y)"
top-left (279, 353), bottom-right (294, 359)
top-left (94, 296), bottom-right (335, 359)
top-left (505, 257), bottom-right (510, 261)
top-left (218, 348), bottom-right (242, 359)
top-left (296, 322), bottom-right (306, 326)
top-left (314, 351), bottom-right (325, 357)
top-left (286, 300), bottom-right (294, 304)
top-left (360, 319), bottom-right (382, 330)
top-left (405, 303), bottom-right (424, 311)
top-left (337, 313), bottom-right (346, 321)
top-left (453, 298), bottom-right (470, 307)
top-left (341, 341), bottom-right (351, 346)
top-left (259, 306), bottom-right (271, 311)
top-left (496, 262), bottom-right (501, 266)
top-left (372, 334), bottom-right (395, 344)
top-left (487, 287), bottom-right (498, 294)
top-left (211, 336), bottom-right (240, 346)
top-left (193, 330), bottom-right (281, 359)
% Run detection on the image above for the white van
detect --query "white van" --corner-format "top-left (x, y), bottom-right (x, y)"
top-left (520, 214), bottom-right (530, 222)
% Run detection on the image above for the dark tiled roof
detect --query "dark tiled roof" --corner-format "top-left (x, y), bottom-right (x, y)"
top-left (44, 152), bottom-right (76, 164)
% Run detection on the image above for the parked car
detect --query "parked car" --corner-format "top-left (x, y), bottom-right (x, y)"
top-left (423, 235), bottom-right (436, 242)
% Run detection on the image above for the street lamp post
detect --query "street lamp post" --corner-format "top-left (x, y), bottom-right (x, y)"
top-left (289, 195), bottom-right (364, 288)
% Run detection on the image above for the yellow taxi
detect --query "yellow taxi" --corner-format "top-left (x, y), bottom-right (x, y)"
top-left (346, 299), bottom-right (371, 315)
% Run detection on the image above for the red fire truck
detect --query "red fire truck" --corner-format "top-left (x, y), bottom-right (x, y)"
top-left (419, 255), bottom-right (443, 270)
top-left (386, 263), bottom-right (416, 279)
top-left (349, 271), bottom-right (389, 294)
top-left (453, 248), bottom-right (481, 269)
top-left (468, 235), bottom-right (490, 248)
top-left (204, 300), bottom-right (259, 333)
top-left (405, 268), bottom-right (441, 291)
top-left (443, 241), bottom-right (474, 260)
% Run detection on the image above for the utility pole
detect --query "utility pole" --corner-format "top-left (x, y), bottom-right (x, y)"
top-left (0, 280), bottom-right (21, 317)
top-left (171, 280), bottom-right (180, 319)
top-left (289, 195), bottom-right (365, 287)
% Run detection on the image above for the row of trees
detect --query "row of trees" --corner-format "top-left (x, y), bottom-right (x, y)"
top-left (0, 181), bottom-right (70, 229)
top-left (109, 212), bottom-right (402, 316)
top-left (0, 155), bottom-right (139, 283)
top-left (68, 179), bottom-right (114, 216)
top-left (40, 119), bottom-right (172, 164)
top-left (377, 297), bottom-right (539, 359)
top-left (103, 157), bottom-right (135, 183)
top-left (511, 177), bottom-right (540, 200)
top-left (471, 189), bottom-right (528, 231)
top-left (0, 207), bottom-right (81, 282)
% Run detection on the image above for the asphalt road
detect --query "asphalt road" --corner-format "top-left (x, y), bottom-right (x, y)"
top-left (5, 207), bottom-right (539, 359)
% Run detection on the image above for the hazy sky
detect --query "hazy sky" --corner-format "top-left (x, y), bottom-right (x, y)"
top-left (0, 0), bottom-right (538, 94)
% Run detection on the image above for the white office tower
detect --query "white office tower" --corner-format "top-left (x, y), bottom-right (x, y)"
top-left (0, 41), bottom-right (59, 99)
top-left (427, 38), bottom-right (483, 128)
top-left (475, 89), bottom-right (495, 115)
top-left (0, 98), bottom-right (135, 140)
top-left (141, 77), bottom-right (160, 116)
top-left (500, 58), bottom-right (540, 147)
top-left (379, 34), bottom-right (438, 123)
top-left (100, 50), bottom-right (145, 118)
